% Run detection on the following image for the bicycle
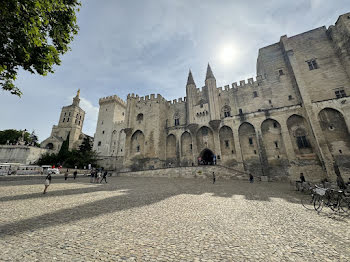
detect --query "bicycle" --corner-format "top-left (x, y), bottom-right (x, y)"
top-left (314, 187), bottom-right (350, 213)
top-left (300, 184), bottom-right (318, 210)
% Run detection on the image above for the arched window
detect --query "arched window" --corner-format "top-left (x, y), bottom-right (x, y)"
top-left (223, 106), bottom-right (231, 118)
top-left (137, 113), bottom-right (143, 123)
top-left (295, 128), bottom-right (310, 149)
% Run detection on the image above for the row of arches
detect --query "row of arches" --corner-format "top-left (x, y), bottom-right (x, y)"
top-left (129, 108), bottom-right (350, 172)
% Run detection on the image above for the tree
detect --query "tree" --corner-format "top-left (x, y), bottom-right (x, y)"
top-left (58, 132), bottom-right (70, 160)
top-left (79, 136), bottom-right (92, 153)
top-left (29, 130), bottom-right (39, 146)
top-left (0, 129), bottom-right (35, 145)
top-left (0, 0), bottom-right (81, 96)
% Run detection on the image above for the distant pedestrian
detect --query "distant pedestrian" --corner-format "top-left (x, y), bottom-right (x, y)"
top-left (296, 173), bottom-right (306, 191)
top-left (73, 170), bottom-right (77, 180)
top-left (212, 172), bottom-right (216, 184)
top-left (90, 170), bottom-right (95, 183)
top-left (97, 172), bottom-right (101, 183)
top-left (100, 171), bottom-right (108, 183)
top-left (94, 171), bottom-right (98, 183)
top-left (64, 169), bottom-right (69, 180)
top-left (43, 173), bottom-right (52, 194)
top-left (249, 173), bottom-right (254, 183)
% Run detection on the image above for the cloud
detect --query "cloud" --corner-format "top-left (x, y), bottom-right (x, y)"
top-left (0, 0), bottom-right (349, 143)
top-left (80, 97), bottom-right (99, 137)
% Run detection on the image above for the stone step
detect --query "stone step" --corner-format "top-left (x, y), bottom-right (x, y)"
top-left (116, 166), bottom-right (249, 180)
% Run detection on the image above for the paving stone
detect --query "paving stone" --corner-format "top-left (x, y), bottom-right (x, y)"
top-left (0, 177), bottom-right (349, 261)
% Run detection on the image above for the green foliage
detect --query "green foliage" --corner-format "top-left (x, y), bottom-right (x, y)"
top-left (79, 136), bottom-right (92, 153)
top-left (36, 152), bottom-right (58, 166)
top-left (57, 132), bottom-right (70, 159)
top-left (36, 133), bottom-right (97, 168)
top-left (0, 0), bottom-right (81, 96)
top-left (0, 129), bottom-right (39, 145)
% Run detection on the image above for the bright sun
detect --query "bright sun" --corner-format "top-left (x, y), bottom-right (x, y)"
top-left (219, 45), bottom-right (236, 64)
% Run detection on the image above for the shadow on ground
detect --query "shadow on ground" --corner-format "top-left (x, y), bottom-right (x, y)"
top-left (0, 177), bottom-right (329, 236)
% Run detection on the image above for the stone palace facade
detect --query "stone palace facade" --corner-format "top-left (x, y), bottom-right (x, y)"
top-left (93, 12), bottom-right (350, 181)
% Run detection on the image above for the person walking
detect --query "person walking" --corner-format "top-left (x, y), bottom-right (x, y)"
top-left (73, 170), bottom-right (77, 180)
top-left (212, 172), bottom-right (216, 184)
top-left (90, 169), bottom-right (95, 183)
top-left (43, 173), bottom-right (52, 194)
top-left (94, 170), bottom-right (98, 183)
top-left (296, 172), bottom-right (306, 191)
top-left (100, 171), bottom-right (108, 183)
top-left (249, 173), bottom-right (254, 183)
top-left (97, 171), bottom-right (102, 183)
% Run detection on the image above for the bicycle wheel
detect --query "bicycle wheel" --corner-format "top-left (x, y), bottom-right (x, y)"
top-left (301, 193), bottom-right (315, 210)
top-left (314, 195), bottom-right (324, 212)
top-left (339, 197), bottom-right (350, 214)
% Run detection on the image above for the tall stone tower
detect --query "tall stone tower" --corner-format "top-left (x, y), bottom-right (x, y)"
top-left (92, 95), bottom-right (126, 169)
top-left (41, 90), bottom-right (87, 152)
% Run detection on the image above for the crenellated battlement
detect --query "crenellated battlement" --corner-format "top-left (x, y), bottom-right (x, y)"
top-left (217, 75), bottom-right (264, 92)
top-left (167, 97), bottom-right (187, 105)
top-left (127, 93), bottom-right (167, 103)
top-left (99, 95), bottom-right (126, 107)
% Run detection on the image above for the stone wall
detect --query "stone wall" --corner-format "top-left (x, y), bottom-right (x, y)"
top-left (0, 145), bottom-right (51, 164)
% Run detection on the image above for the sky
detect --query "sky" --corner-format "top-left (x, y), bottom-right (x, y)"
top-left (0, 0), bottom-right (349, 142)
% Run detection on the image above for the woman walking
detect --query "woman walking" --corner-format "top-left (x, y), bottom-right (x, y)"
top-left (43, 173), bottom-right (52, 194)
top-left (64, 169), bottom-right (69, 180)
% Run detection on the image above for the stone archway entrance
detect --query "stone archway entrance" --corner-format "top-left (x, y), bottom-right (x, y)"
top-left (199, 149), bottom-right (214, 165)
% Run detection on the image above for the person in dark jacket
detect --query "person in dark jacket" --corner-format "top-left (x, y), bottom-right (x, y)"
top-left (73, 170), bottom-right (77, 180)
top-left (212, 172), bottom-right (216, 184)
top-left (249, 173), bottom-right (254, 183)
top-left (100, 171), bottom-right (108, 183)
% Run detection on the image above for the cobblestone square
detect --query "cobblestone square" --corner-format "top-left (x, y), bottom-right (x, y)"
top-left (0, 177), bottom-right (349, 261)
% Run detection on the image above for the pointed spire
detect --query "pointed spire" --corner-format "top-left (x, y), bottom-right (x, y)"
top-left (76, 89), bottom-right (80, 98)
top-left (187, 70), bottom-right (196, 86)
top-left (205, 63), bottom-right (215, 80)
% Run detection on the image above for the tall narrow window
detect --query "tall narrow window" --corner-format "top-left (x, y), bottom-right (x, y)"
top-left (225, 140), bottom-right (229, 148)
top-left (174, 118), bottom-right (180, 126)
top-left (248, 137), bottom-right (253, 145)
top-left (98, 141), bottom-right (101, 146)
top-left (223, 106), bottom-right (231, 118)
top-left (63, 118), bottom-right (65, 122)
top-left (136, 145), bottom-right (140, 152)
top-left (296, 136), bottom-right (310, 149)
top-left (274, 141), bottom-right (279, 148)
top-left (253, 91), bottom-right (258, 98)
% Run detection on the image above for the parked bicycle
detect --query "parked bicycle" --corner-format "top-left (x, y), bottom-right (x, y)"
top-left (314, 187), bottom-right (350, 213)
